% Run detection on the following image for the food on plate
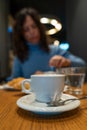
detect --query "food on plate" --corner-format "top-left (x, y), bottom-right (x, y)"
top-left (7, 77), bottom-right (30, 90)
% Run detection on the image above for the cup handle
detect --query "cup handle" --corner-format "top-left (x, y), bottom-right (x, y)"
top-left (22, 79), bottom-right (31, 94)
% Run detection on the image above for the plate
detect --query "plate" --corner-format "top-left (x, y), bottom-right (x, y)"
top-left (16, 93), bottom-right (80, 115)
top-left (0, 85), bottom-right (4, 89)
top-left (2, 84), bottom-right (19, 90)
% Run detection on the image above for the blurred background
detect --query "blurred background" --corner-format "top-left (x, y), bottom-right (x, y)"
top-left (0, 0), bottom-right (87, 80)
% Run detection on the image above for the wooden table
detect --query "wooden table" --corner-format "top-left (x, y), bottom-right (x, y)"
top-left (0, 84), bottom-right (87, 130)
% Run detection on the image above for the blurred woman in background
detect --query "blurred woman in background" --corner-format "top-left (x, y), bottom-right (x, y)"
top-left (7, 8), bottom-right (86, 80)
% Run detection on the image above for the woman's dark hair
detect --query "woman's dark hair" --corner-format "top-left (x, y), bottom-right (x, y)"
top-left (13, 8), bottom-right (50, 62)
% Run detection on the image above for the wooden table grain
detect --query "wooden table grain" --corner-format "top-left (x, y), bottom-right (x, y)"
top-left (0, 84), bottom-right (87, 130)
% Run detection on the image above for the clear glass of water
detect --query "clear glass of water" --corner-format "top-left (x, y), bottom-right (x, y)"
top-left (56, 67), bottom-right (86, 95)
top-left (66, 73), bottom-right (85, 95)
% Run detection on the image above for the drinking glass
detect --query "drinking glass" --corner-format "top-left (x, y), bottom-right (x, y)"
top-left (56, 67), bottom-right (86, 95)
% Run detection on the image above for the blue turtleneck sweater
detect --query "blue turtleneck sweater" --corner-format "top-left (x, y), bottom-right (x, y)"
top-left (7, 43), bottom-right (86, 80)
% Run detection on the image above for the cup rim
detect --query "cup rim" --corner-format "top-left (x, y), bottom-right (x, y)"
top-left (31, 74), bottom-right (65, 77)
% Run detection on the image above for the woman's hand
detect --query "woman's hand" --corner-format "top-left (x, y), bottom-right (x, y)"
top-left (49, 55), bottom-right (71, 68)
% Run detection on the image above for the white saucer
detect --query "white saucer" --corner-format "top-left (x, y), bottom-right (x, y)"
top-left (16, 93), bottom-right (80, 115)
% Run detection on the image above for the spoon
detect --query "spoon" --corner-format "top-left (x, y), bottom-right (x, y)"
top-left (47, 96), bottom-right (87, 107)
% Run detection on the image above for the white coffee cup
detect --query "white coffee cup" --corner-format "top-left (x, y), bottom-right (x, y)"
top-left (22, 74), bottom-right (65, 103)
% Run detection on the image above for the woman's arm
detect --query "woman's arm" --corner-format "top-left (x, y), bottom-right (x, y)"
top-left (62, 51), bottom-right (86, 67)
top-left (49, 46), bottom-right (86, 68)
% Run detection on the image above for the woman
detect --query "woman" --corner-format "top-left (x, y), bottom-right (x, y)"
top-left (7, 8), bottom-right (86, 80)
